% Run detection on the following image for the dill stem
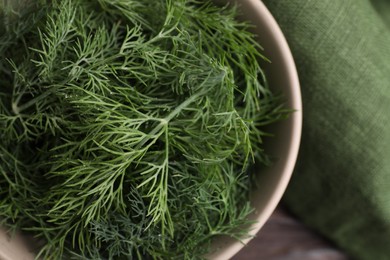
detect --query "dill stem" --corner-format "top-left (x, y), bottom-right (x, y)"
top-left (135, 90), bottom-right (205, 150)
top-left (12, 89), bottom-right (53, 114)
top-left (164, 90), bottom-right (205, 122)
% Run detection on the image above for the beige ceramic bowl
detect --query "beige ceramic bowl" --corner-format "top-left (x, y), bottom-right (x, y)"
top-left (0, 0), bottom-right (301, 259)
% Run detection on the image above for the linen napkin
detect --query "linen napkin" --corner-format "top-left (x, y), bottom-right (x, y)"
top-left (260, 0), bottom-right (390, 259)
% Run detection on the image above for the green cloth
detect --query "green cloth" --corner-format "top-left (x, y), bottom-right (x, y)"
top-left (261, 0), bottom-right (390, 259)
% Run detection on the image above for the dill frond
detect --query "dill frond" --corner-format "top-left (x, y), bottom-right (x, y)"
top-left (0, 0), bottom-right (288, 259)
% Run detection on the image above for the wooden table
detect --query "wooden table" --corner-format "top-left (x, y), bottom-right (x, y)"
top-left (233, 207), bottom-right (349, 260)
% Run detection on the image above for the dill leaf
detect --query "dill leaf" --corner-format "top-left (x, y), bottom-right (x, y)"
top-left (0, 0), bottom-right (288, 259)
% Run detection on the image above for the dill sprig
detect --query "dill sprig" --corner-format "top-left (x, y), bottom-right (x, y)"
top-left (0, 0), bottom-right (289, 259)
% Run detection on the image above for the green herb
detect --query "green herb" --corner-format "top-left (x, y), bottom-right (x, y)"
top-left (0, 0), bottom-right (288, 259)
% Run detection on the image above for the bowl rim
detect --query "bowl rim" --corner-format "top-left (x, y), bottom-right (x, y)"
top-left (209, 0), bottom-right (302, 259)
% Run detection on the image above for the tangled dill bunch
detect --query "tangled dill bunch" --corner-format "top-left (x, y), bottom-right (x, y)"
top-left (0, 0), bottom-right (287, 259)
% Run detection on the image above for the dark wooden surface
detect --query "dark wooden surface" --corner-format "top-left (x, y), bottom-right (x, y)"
top-left (233, 207), bottom-right (349, 260)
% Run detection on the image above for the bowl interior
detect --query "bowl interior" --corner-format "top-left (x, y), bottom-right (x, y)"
top-left (0, 1), bottom-right (302, 259)
top-left (207, 0), bottom-right (302, 259)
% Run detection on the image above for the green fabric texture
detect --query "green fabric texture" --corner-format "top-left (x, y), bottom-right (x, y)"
top-left (260, 0), bottom-right (390, 259)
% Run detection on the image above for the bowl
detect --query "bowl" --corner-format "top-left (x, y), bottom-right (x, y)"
top-left (0, 0), bottom-right (301, 259)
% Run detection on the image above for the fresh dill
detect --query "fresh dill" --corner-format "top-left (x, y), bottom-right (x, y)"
top-left (0, 0), bottom-right (288, 259)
